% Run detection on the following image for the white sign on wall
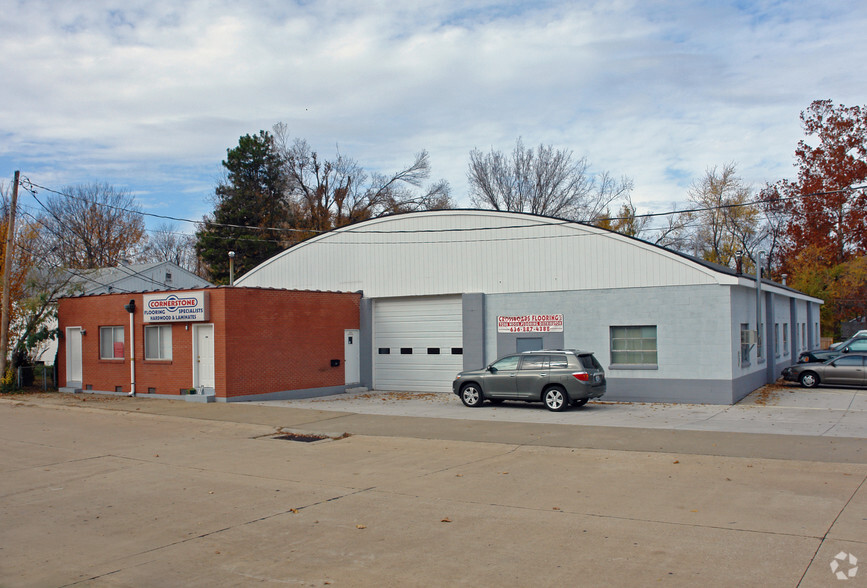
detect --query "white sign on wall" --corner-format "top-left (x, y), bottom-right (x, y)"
top-left (497, 314), bottom-right (564, 333)
top-left (143, 291), bottom-right (209, 323)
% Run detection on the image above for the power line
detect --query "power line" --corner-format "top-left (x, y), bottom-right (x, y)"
top-left (19, 175), bottom-right (866, 237)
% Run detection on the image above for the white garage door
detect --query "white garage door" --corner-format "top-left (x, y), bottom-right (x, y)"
top-left (373, 296), bottom-right (463, 393)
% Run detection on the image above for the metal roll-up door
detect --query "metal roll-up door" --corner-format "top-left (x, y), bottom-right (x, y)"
top-left (373, 296), bottom-right (463, 392)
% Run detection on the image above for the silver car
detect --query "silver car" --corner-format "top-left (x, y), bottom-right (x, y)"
top-left (782, 353), bottom-right (867, 388)
top-left (453, 350), bottom-right (606, 411)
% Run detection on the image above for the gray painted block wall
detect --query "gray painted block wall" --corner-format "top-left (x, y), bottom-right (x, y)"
top-left (461, 293), bottom-right (486, 371)
top-left (357, 284), bottom-right (815, 405)
top-left (483, 285), bottom-right (737, 403)
top-left (480, 284), bottom-right (808, 404)
top-left (360, 298), bottom-right (373, 390)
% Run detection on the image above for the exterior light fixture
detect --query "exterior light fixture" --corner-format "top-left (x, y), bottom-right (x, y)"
top-left (228, 251), bottom-right (236, 286)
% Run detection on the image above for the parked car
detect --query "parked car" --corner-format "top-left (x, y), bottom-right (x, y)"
top-left (830, 330), bottom-right (867, 349)
top-left (782, 353), bottom-right (867, 388)
top-left (798, 335), bottom-right (867, 363)
top-left (453, 349), bottom-right (606, 411)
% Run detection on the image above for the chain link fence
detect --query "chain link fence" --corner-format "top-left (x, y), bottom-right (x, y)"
top-left (15, 363), bottom-right (57, 391)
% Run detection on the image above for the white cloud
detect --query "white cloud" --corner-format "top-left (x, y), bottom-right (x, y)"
top-left (1, 0), bottom-right (865, 226)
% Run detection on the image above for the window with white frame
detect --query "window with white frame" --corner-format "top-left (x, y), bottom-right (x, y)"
top-left (610, 326), bottom-right (657, 367)
top-left (144, 325), bottom-right (172, 360)
top-left (801, 323), bottom-right (806, 350)
top-left (100, 326), bottom-right (125, 359)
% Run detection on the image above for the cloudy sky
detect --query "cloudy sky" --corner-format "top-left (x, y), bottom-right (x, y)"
top-left (2, 0), bottom-right (865, 233)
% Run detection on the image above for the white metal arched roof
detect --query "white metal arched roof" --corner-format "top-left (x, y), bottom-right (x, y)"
top-left (236, 209), bottom-right (739, 297)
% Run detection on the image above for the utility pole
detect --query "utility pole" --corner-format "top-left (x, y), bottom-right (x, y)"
top-left (0, 171), bottom-right (20, 380)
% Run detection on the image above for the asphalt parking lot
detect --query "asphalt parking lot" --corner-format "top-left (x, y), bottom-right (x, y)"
top-left (1, 388), bottom-right (865, 587)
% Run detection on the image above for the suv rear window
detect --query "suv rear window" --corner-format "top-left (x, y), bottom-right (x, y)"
top-left (578, 354), bottom-right (602, 370)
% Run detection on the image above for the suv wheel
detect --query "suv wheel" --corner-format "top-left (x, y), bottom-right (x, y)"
top-left (460, 384), bottom-right (484, 407)
top-left (543, 386), bottom-right (569, 412)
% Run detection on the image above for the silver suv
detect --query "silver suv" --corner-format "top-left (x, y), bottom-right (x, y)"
top-left (453, 349), bottom-right (606, 411)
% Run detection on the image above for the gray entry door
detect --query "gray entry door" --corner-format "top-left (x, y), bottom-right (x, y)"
top-left (516, 337), bottom-right (544, 353)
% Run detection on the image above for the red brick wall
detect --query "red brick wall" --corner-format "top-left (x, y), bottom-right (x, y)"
top-left (58, 288), bottom-right (360, 399)
top-left (58, 295), bottom-right (141, 393)
top-left (220, 289), bottom-right (360, 398)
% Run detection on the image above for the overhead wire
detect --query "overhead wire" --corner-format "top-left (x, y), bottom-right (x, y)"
top-left (14, 175), bottom-right (867, 245)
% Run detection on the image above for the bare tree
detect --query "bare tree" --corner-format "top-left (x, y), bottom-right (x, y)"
top-left (145, 223), bottom-right (198, 273)
top-left (467, 138), bottom-right (632, 221)
top-left (273, 124), bottom-right (452, 235)
top-left (593, 194), bottom-right (648, 237)
top-left (37, 183), bottom-right (147, 269)
top-left (646, 205), bottom-right (694, 251)
top-left (680, 164), bottom-right (761, 268)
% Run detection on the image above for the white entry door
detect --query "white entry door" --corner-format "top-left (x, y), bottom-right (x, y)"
top-left (344, 329), bottom-right (360, 385)
top-left (193, 324), bottom-right (215, 389)
top-left (66, 327), bottom-right (83, 385)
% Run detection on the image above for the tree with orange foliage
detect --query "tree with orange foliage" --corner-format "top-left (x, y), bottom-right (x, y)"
top-left (766, 100), bottom-right (867, 336)
top-left (771, 100), bottom-right (867, 264)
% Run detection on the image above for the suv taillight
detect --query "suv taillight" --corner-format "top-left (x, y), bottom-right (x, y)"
top-left (572, 372), bottom-right (589, 382)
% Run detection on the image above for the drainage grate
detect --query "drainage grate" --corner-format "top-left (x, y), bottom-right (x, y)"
top-left (273, 433), bottom-right (328, 443)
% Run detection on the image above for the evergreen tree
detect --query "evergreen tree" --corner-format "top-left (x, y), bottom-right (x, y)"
top-left (196, 131), bottom-right (291, 284)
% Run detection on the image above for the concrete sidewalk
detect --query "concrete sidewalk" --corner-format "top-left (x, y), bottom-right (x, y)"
top-left (1, 395), bottom-right (866, 587)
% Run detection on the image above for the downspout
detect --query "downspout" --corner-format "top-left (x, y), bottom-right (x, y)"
top-left (755, 251), bottom-right (764, 362)
top-left (124, 299), bottom-right (136, 397)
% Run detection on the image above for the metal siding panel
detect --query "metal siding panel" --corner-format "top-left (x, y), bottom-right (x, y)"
top-left (236, 210), bottom-right (721, 295)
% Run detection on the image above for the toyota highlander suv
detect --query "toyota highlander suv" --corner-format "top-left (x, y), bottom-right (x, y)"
top-left (453, 349), bottom-right (606, 411)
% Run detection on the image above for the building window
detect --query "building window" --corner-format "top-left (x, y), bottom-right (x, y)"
top-left (144, 325), bottom-right (172, 360)
top-left (427, 348), bottom-right (440, 354)
top-left (757, 323), bottom-right (764, 360)
top-left (100, 326), bottom-right (125, 359)
top-left (774, 324), bottom-right (780, 358)
top-left (740, 323), bottom-right (752, 367)
top-left (400, 348), bottom-right (413, 354)
top-left (801, 323), bottom-right (806, 350)
top-left (783, 323), bottom-right (789, 355)
top-left (610, 326), bottom-right (657, 366)
top-left (451, 348), bottom-right (463, 355)
top-left (378, 348), bottom-right (390, 354)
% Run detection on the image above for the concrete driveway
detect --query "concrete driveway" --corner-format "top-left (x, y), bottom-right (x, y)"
top-left (254, 384), bottom-right (867, 438)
